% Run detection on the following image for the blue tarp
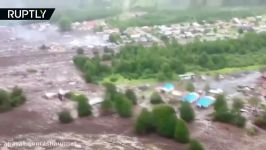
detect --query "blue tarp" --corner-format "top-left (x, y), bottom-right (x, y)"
top-left (183, 92), bottom-right (199, 103)
top-left (197, 96), bottom-right (215, 108)
top-left (163, 83), bottom-right (175, 91)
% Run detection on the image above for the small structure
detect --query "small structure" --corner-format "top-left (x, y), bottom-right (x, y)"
top-left (209, 88), bottom-right (223, 95)
top-left (182, 92), bottom-right (199, 103)
top-left (197, 96), bottom-right (215, 108)
top-left (89, 97), bottom-right (104, 106)
top-left (179, 72), bottom-right (196, 80)
top-left (159, 83), bottom-right (175, 93)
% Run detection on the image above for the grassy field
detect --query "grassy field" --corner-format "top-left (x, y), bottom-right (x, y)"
top-left (102, 74), bottom-right (157, 85)
top-left (204, 65), bottom-right (264, 76)
top-left (101, 65), bottom-right (264, 86)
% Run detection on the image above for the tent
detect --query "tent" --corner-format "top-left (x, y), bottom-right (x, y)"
top-left (197, 96), bottom-right (215, 108)
top-left (183, 92), bottom-right (199, 103)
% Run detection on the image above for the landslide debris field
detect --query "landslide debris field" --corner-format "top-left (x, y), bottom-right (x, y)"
top-left (1, 25), bottom-right (266, 150)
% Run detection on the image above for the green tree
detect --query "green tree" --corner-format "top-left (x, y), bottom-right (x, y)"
top-left (174, 119), bottom-right (190, 143)
top-left (152, 105), bottom-right (177, 137)
top-left (214, 94), bottom-right (228, 112)
top-left (161, 63), bottom-right (173, 80)
top-left (10, 87), bottom-right (26, 107)
top-left (58, 17), bottom-right (72, 32)
top-left (198, 53), bottom-right (210, 68)
top-left (75, 95), bottom-right (92, 117)
top-left (115, 94), bottom-right (133, 118)
top-left (189, 140), bottom-right (205, 150)
top-left (179, 102), bottom-right (195, 123)
top-left (104, 82), bottom-right (118, 101)
top-left (109, 34), bottom-right (121, 43)
top-left (125, 89), bottom-right (137, 105)
top-left (84, 71), bottom-right (94, 83)
top-left (58, 110), bottom-right (74, 124)
top-left (150, 92), bottom-right (163, 104)
top-left (232, 113), bottom-right (246, 128)
top-left (101, 99), bottom-right (113, 115)
top-left (135, 108), bottom-right (154, 134)
top-left (0, 89), bottom-right (11, 112)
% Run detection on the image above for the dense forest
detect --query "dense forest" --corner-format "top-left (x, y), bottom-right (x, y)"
top-left (74, 32), bottom-right (266, 82)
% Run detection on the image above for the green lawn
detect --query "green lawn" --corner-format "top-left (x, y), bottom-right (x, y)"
top-left (101, 74), bottom-right (157, 85)
top-left (203, 65), bottom-right (264, 76)
top-left (101, 65), bottom-right (264, 85)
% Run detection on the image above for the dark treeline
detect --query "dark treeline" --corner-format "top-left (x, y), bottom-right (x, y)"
top-left (222, 0), bottom-right (266, 6)
top-left (74, 33), bottom-right (266, 82)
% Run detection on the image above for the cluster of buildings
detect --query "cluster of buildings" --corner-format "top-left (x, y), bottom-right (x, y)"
top-left (81, 15), bottom-right (266, 46)
top-left (156, 83), bottom-right (218, 109)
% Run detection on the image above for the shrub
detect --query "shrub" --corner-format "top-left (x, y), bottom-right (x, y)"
top-left (65, 91), bottom-right (75, 100)
top-left (109, 34), bottom-right (121, 43)
top-left (58, 17), bottom-right (72, 32)
top-left (179, 102), bottom-right (195, 123)
top-left (246, 127), bottom-right (258, 136)
top-left (174, 119), bottom-right (190, 143)
top-left (232, 114), bottom-right (246, 128)
top-left (102, 54), bottom-right (112, 61)
top-left (125, 89), bottom-right (137, 105)
top-left (214, 94), bottom-right (228, 112)
top-left (135, 108), bottom-right (154, 134)
top-left (84, 71), bottom-right (93, 83)
top-left (0, 89), bottom-right (11, 112)
top-left (10, 95), bottom-right (26, 107)
top-left (73, 55), bottom-right (88, 69)
top-left (58, 110), bottom-right (73, 124)
top-left (76, 48), bottom-right (84, 55)
top-left (152, 105), bottom-right (177, 137)
top-left (110, 76), bottom-right (118, 82)
top-left (189, 140), bottom-right (205, 150)
top-left (115, 94), bottom-right (133, 118)
top-left (11, 86), bottom-right (23, 97)
top-left (232, 97), bottom-right (244, 111)
top-left (213, 110), bottom-right (234, 123)
top-left (150, 92), bottom-right (163, 104)
top-left (101, 99), bottom-right (113, 115)
top-left (0, 89), bottom-right (10, 105)
top-left (10, 87), bottom-right (26, 107)
top-left (214, 110), bottom-right (246, 128)
top-left (103, 82), bottom-right (117, 98)
top-left (75, 95), bottom-right (92, 117)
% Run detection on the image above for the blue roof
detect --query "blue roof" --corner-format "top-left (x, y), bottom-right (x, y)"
top-left (183, 92), bottom-right (199, 103)
top-left (197, 96), bottom-right (215, 108)
top-left (163, 83), bottom-right (175, 91)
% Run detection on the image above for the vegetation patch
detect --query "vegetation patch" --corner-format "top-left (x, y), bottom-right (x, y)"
top-left (74, 33), bottom-right (266, 83)
top-left (58, 110), bottom-right (74, 124)
top-left (0, 87), bottom-right (26, 113)
top-left (213, 94), bottom-right (246, 128)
